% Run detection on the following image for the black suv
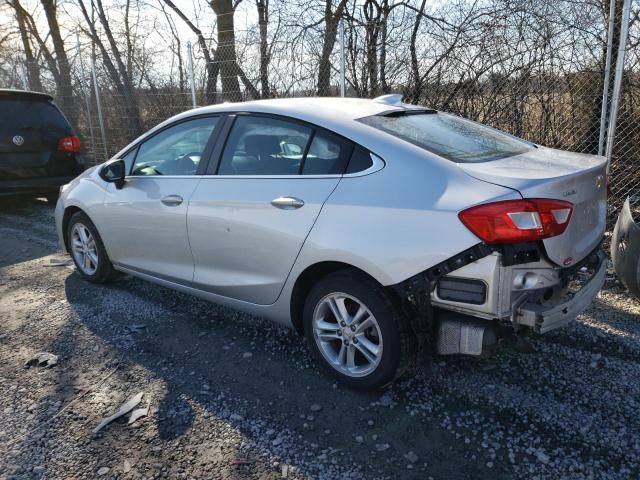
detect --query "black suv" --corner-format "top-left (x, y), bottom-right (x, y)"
top-left (0, 89), bottom-right (84, 203)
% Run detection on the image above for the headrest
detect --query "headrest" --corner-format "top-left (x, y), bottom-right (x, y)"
top-left (244, 134), bottom-right (281, 157)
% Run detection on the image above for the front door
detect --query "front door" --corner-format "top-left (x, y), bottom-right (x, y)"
top-left (188, 114), bottom-right (354, 305)
top-left (99, 116), bottom-right (219, 282)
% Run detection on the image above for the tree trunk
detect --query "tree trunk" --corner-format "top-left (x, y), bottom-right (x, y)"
top-left (317, 0), bottom-right (348, 96)
top-left (12, 0), bottom-right (43, 91)
top-left (363, 0), bottom-right (379, 96)
top-left (211, 0), bottom-right (242, 101)
top-left (379, 0), bottom-right (390, 94)
top-left (40, 0), bottom-right (76, 126)
top-left (407, 0), bottom-right (427, 103)
top-left (257, 0), bottom-right (270, 97)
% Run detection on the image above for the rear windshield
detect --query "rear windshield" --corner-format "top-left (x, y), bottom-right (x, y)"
top-left (0, 98), bottom-right (69, 130)
top-left (358, 111), bottom-right (531, 163)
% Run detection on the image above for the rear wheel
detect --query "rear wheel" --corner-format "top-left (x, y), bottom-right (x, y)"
top-left (303, 270), bottom-right (417, 390)
top-left (67, 211), bottom-right (116, 283)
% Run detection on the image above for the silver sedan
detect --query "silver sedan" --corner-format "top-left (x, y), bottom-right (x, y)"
top-left (55, 95), bottom-right (607, 389)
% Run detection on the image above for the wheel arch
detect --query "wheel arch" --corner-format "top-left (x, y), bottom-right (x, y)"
top-left (61, 205), bottom-right (85, 252)
top-left (289, 261), bottom-right (392, 335)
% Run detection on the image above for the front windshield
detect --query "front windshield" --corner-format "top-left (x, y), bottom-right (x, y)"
top-left (358, 111), bottom-right (531, 163)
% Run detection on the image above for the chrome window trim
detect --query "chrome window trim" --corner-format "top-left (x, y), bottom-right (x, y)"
top-left (118, 154), bottom-right (385, 181)
top-left (202, 174), bottom-right (342, 179)
top-left (123, 175), bottom-right (203, 180)
top-left (121, 152), bottom-right (386, 180)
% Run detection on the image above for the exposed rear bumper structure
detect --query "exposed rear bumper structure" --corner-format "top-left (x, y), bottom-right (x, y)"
top-left (392, 241), bottom-right (606, 356)
top-left (513, 250), bottom-right (606, 333)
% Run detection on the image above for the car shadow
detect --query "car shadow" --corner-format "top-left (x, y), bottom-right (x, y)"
top-left (53, 270), bottom-right (503, 479)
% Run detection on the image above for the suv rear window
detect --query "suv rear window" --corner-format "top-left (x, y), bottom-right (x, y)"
top-left (358, 111), bottom-right (530, 163)
top-left (0, 99), bottom-right (69, 130)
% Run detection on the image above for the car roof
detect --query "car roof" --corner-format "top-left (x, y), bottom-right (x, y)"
top-left (115, 95), bottom-right (436, 160)
top-left (188, 96), bottom-right (426, 122)
top-left (0, 89), bottom-right (53, 101)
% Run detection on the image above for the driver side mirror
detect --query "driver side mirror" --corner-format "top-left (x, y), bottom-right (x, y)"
top-left (99, 158), bottom-right (126, 189)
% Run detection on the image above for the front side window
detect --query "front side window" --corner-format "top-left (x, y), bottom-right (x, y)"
top-left (218, 116), bottom-right (312, 175)
top-left (121, 148), bottom-right (137, 175)
top-left (358, 112), bottom-right (530, 163)
top-left (131, 116), bottom-right (218, 176)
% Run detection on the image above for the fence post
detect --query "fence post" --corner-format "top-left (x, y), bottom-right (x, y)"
top-left (187, 41), bottom-right (197, 108)
top-left (598, 0), bottom-right (616, 157)
top-left (339, 19), bottom-right (346, 97)
top-left (76, 32), bottom-right (98, 166)
top-left (91, 55), bottom-right (109, 161)
top-left (605, 0), bottom-right (632, 171)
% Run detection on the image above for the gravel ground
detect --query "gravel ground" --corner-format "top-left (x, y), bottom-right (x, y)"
top-left (0, 197), bottom-right (639, 480)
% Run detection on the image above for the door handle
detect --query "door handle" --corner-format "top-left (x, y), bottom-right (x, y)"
top-left (161, 195), bottom-right (183, 206)
top-left (271, 196), bottom-right (305, 210)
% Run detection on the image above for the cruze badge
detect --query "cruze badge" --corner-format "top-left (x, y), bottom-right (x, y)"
top-left (12, 135), bottom-right (24, 146)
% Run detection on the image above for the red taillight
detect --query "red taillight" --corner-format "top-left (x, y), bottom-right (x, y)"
top-left (458, 199), bottom-right (573, 245)
top-left (57, 135), bottom-right (81, 153)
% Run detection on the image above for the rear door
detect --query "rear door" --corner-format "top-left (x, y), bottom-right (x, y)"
top-left (187, 114), bottom-right (353, 305)
top-left (0, 95), bottom-right (75, 179)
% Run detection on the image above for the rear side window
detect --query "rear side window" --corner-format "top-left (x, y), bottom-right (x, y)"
top-left (346, 146), bottom-right (374, 174)
top-left (218, 116), bottom-right (312, 175)
top-left (0, 99), bottom-right (69, 130)
top-left (218, 115), bottom-right (356, 176)
top-left (301, 131), bottom-right (353, 175)
top-left (358, 112), bottom-right (530, 163)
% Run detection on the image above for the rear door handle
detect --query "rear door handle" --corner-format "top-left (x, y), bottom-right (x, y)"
top-left (161, 195), bottom-right (183, 206)
top-left (271, 196), bottom-right (305, 210)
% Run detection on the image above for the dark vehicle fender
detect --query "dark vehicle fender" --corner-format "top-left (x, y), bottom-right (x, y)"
top-left (611, 197), bottom-right (640, 299)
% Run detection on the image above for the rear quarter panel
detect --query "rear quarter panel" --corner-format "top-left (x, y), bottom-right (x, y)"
top-left (290, 141), bottom-right (522, 287)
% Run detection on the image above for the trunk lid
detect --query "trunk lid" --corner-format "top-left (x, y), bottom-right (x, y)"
top-left (459, 146), bottom-right (607, 266)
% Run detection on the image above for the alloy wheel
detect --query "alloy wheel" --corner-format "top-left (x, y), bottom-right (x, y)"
top-left (312, 292), bottom-right (383, 377)
top-left (70, 223), bottom-right (99, 275)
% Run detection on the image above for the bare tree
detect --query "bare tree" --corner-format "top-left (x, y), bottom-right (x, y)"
top-left (256, 0), bottom-right (270, 97)
top-left (76, 0), bottom-right (143, 134)
top-left (162, 0), bottom-right (219, 103)
top-left (210, 0), bottom-right (259, 101)
top-left (317, 0), bottom-right (349, 96)
top-left (10, 0), bottom-right (43, 91)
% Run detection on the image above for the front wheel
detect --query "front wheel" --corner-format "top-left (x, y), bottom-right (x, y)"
top-left (303, 270), bottom-right (417, 390)
top-left (67, 211), bottom-right (117, 283)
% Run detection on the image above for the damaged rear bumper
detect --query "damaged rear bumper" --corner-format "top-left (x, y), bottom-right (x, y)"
top-left (513, 250), bottom-right (606, 333)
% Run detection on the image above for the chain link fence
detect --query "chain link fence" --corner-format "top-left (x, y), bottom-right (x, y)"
top-left (16, 0), bottom-right (637, 229)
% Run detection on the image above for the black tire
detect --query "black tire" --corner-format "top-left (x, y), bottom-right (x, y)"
top-left (303, 269), bottom-right (417, 390)
top-left (66, 211), bottom-right (117, 283)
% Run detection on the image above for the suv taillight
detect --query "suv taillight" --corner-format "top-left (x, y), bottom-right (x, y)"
top-left (58, 135), bottom-right (81, 154)
top-left (458, 199), bottom-right (573, 245)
